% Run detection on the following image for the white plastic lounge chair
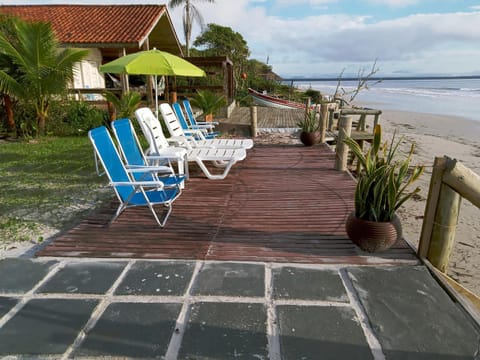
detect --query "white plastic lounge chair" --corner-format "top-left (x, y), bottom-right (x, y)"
top-left (88, 126), bottom-right (184, 227)
top-left (160, 103), bottom-right (254, 150)
top-left (134, 108), bottom-right (188, 178)
top-left (135, 108), bottom-right (247, 180)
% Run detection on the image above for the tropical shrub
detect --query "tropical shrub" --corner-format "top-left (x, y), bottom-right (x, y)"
top-left (190, 90), bottom-right (226, 116)
top-left (297, 110), bottom-right (319, 133)
top-left (103, 90), bottom-right (142, 119)
top-left (47, 101), bottom-right (107, 136)
top-left (343, 125), bottom-right (424, 222)
top-left (0, 18), bottom-right (88, 136)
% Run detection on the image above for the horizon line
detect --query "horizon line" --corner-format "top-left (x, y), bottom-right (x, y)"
top-left (281, 75), bottom-right (480, 82)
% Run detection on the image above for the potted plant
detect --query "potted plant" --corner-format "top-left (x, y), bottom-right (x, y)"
top-left (343, 124), bottom-right (424, 252)
top-left (190, 90), bottom-right (226, 122)
top-left (297, 110), bottom-right (320, 146)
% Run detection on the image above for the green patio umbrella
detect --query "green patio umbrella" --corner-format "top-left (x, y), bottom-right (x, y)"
top-left (100, 48), bottom-right (206, 118)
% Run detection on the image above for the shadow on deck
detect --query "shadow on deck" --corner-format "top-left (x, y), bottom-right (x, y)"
top-left (37, 144), bottom-right (418, 264)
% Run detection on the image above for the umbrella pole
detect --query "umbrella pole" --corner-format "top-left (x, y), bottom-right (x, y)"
top-left (155, 74), bottom-right (159, 119)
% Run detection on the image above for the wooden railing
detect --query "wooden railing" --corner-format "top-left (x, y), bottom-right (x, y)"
top-left (418, 156), bottom-right (480, 271)
top-left (68, 87), bottom-right (122, 98)
top-left (417, 157), bottom-right (480, 319)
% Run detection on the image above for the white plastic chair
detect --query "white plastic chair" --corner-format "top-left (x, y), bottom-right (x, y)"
top-left (135, 107), bottom-right (247, 180)
top-left (160, 103), bottom-right (254, 150)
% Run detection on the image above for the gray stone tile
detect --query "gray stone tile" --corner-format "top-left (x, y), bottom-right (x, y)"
top-left (277, 305), bottom-right (373, 360)
top-left (0, 258), bottom-right (57, 293)
top-left (193, 262), bottom-right (264, 297)
top-left (0, 297), bottom-right (17, 318)
top-left (0, 298), bottom-right (97, 356)
top-left (348, 266), bottom-right (480, 359)
top-left (179, 302), bottom-right (268, 360)
top-left (75, 302), bottom-right (182, 358)
top-left (37, 261), bottom-right (127, 294)
top-left (115, 261), bottom-right (195, 296)
top-left (273, 267), bottom-right (348, 301)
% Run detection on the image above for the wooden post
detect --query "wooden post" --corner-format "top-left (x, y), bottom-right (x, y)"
top-left (335, 115), bottom-right (352, 171)
top-left (120, 48), bottom-right (129, 94)
top-left (328, 108), bottom-right (335, 131)
top-left (304, 97), bottom-right (311, 120)
top-left (319, 103), bottom-right (328, 143)
top-left (418, 157), bottom-right (447, 258)
top-left (443, 158), bottom-right (480, 208)
top-left (373, 113), bottom-right (381, 130)
top-left (357, 114), bottom-right (366, 131)
top-left (250, 106), bottom-right (258, 137)
top-left (427, 182), bottom-right (462, 272)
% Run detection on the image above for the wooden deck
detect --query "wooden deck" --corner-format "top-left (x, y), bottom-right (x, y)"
top-left (220, 106), bottom-right (376, 146)
top-left (225, 106), bottom-right (304, 129)
top-left (37, 144), bottom-right (418, 264)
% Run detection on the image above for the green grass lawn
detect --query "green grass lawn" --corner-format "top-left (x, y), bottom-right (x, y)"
top-left (0, 136), bottom-right (111, 249)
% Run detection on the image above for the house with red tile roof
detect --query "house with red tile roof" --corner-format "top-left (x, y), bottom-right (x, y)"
top-left (0, 4), bottom-right (182, 94)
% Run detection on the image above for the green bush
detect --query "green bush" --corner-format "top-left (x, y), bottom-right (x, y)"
top-left (304, 89), bottom-right (322, 104)
top-left (47, 100), bottom-right (107, 136)
top-left (13, 101), bottom-right (37, 139)
top-left (103, 91), bottom-right (142, 119)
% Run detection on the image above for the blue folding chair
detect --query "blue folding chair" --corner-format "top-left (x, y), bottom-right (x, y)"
top-left (183, 98), bottom-right (219, 129)
top-left (89, 125), bottom-right (183, 227)
top-left (172, 102), bottom-right (218, 140)
top-left (111, 118), bottom-right (187, 184)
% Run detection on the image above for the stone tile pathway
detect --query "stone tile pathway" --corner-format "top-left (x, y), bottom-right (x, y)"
top-left (0, 258), bottom-right (478, 359)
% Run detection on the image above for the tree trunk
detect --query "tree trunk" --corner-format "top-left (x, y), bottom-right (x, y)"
top-left (37, 112), bottom-right (46, 136)
top-left (107, 101), bottom-right (116, 122)
top-left (185, 1), bottom-right (191, 57)
top-left (3, 94), bottom-right (15, 133)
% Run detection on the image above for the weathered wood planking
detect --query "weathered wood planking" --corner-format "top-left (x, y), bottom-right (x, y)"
top-left (37, 144), bottom-right (419, 265)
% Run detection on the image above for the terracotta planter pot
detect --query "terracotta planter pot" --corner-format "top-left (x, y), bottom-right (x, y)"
top-left (300, 131), bottom-right (320, 146)
top-left (345, 211), bottom-right (402, 253)
top-left (205, 113), bottom-right (214, 122)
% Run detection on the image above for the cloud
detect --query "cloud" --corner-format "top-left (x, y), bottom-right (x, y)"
top-left (366, 0), bottom-right (420, 7)
top-left (275, 0), bottom-right (337, 5)
top-left (171, 2), bottom-right (480, 76)
top-left (10, 0), bottom-right (478, 75)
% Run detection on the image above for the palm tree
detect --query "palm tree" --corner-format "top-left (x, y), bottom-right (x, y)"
top-left (0, 19), bottom-right (88, 136)
top-left (168, 0), bottom-right (215, 57)
top-left (0, 16), bottom-right (21, 134)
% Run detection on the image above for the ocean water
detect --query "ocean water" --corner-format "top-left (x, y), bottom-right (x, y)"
top-left (293, 78), bottom-right (480, 122)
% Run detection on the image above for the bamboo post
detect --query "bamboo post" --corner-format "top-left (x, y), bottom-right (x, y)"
top-left (319, 103), bottom-right (328, 143)
top-left (373, 112), bottom-right (381, 130)
top-left (335, 115), bottom-right (352, 171)
top-left (305, 97), bottom-right (311, 120)
top-left (427, 182), bottom-right (462, 272)
top-left (418, 156), bottom-right (480, 274)
top-left (418, 157), bottom-right (447, 258)
top-left (250, 106), bottom-right (258, 137)
top-left (328, 108), bottom-right (335, 131)
top-left (357, 114), bottom-right (366, 131)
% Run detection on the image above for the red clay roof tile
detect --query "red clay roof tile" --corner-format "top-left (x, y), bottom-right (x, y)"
top-left (0, 5), bottom-right (166, 46)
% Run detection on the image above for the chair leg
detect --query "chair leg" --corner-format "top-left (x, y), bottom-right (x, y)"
top-left (109, 203), bottom-right (127, 226)
top-left (212, 160), bottom-right (229, 168)
top-left (149, 203), bottom-right (173, 227)
top-left (194, 159), bottom-right (236, 180)
top-left (109, 202), bottom-right (173, 227)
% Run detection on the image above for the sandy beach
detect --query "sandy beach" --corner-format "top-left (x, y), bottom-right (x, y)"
top-left (379, 110), bottom-right (480, 296)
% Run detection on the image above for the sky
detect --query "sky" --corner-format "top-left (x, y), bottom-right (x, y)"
top-left (2, 0), bottom-right (480, 78)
